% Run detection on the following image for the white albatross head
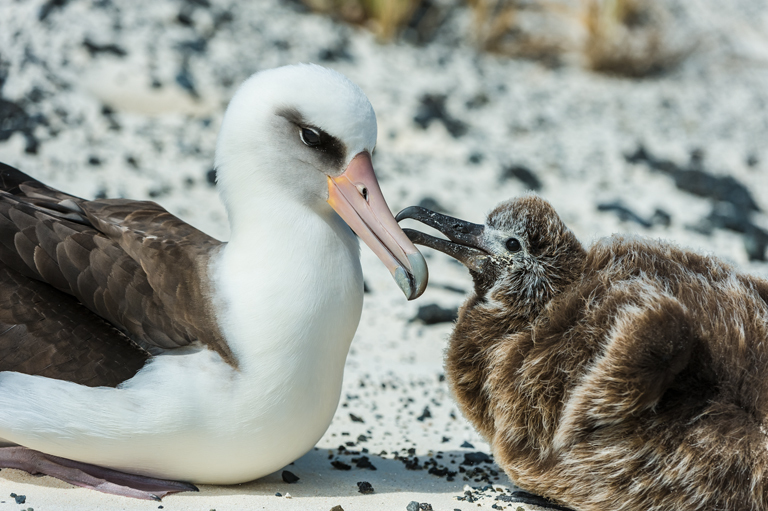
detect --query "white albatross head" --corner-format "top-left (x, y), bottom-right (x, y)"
top-left (213, 64), bottom-right (427, 300)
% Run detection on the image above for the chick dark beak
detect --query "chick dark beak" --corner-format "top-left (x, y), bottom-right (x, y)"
top-left (395, 206), bottom-right (489, 273)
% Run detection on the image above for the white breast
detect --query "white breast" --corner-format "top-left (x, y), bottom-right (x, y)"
top-left (0, 204), bottom-right (363, 484)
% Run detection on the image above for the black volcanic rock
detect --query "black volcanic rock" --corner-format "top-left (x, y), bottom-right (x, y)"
top-left (412, 304), bottom-right (458, 325)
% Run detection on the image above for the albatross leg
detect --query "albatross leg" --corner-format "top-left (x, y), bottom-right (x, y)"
top-left (0, 446), bottom-right (199, 500)
top-left (508, 490), bottom-right (576, 511)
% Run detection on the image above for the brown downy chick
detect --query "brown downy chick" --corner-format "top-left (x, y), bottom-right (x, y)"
top-left (397, 195), bottom-right (768, 511)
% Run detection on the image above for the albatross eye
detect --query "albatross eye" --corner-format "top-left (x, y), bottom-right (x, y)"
top-left (506, 238), bottom-right (522, 252)
top-left (300, 127), bottom-right (321, 147)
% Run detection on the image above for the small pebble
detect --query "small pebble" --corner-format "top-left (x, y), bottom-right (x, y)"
top-left (331, 460), bottom-right (351, 470)
top-left (407, 502), bottom-right (420, 511)
top-left (282, 470), bottom-right (300, 484)
top-left (463, 452), bottom-right (492, 465)
top-left (353, 456), bottom-right (377, 470)
top-left (275, 492), bottom-right (282, 497)
top-left (12, 494), bottom-right (26, 505)
top-left (356, 481), bottom-right (374, 494)
top-left (330, 506), bottom-right (344, 511)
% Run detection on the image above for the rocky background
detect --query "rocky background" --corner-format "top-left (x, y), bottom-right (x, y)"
top-left (1, 0), bottom-right (767, 509)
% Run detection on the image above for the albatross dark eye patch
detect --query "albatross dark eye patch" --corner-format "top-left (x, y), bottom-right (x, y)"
top-left (275, 107), bottom-right (347, 168)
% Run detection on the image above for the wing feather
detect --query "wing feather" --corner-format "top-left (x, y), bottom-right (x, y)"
top-left (0, 161), bottom-right (234, 385)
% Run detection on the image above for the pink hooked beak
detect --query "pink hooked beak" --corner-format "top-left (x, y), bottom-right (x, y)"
top-left (327, 152), bottom-right (428, 300)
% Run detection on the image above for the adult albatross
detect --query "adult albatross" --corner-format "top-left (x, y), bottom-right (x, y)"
top-left (0, 64), bottom-right (427, 500)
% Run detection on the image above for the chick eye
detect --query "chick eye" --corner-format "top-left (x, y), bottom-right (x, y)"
top-left (506, 238), bottom-right (522, 252)
top-left (300, 127), bottom-right (321, 147)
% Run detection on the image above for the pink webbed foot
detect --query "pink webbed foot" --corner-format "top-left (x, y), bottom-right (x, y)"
top-left (0, 446), bottom-right (198, 500)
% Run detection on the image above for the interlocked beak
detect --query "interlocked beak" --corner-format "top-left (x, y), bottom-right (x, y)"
top-left (327, 152), bottom-right (428, 300)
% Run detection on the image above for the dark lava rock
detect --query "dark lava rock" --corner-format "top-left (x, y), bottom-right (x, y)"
top-left (352, 456), bottom-right (377, 470)
top-left (176, 66), bottom-right (198, 97)
top-left (467, 151), bottom-right (484, 164)
top-left (407, 502), bottom-right (420, 511)
top-left (179, 37), bottom-right (207, 54)
top-left (428, 465), bottom-right (456, 478)
top-left (206, 168), bottom-right (217, 186)
top-left (597, 202), bottom-right (652, 228)
top-left (11, 494), bottom-right (25, 505)
top-left (413, 94), bottom-right (467, 138)
top-left (404, 457), bottom-right (422, 470)
top-left (101, 105), bottom-right (121, 131)
top-left (356, 481), bottom-right (374, 494)
top-left (466, 92), bottom-right (490, 109)
top-left (651, 208), bottom-right (672, 227)
top-left (412, 304), bottom-right (458, 325)
top-left (318, 39), bottom-right (353, 62)
top-left (704, 202), bottom-right (768, 261)
top-left (463, 452), bottom-right (492, 465)
top-left (39, 0), bottom-right (69, 21)
top-left (674, 169), bottom-right (758, 213)
top-left (744, 228), bottom-right (768, 261)
top-left (0, 98), bottom-right (45, 154)
top-left (505, 491), bottom-right (574, 511)
top-left (83, 38), bottom-right (127, 57)
top-left (501, 164), bottom-right (542, 191)
top-left (624, 145), bottom-right (759, 214)
top-left (349, 413), bottom-right (364, 423)
top-left (626, 144), bottom-right (766, 260)
top-left (275, 492), bottom-right (282, 497)
top-left (460, 441), bottom-right (474, 448)
top-left (176, 9), bottom-right (194, 26)
top-left (401, 0), bottom-right (447, 46)
top-left (330, 506), bottom-right (345, 511)
top-left (416, 406), bottom-right (432, 422)
top-left (331, 460), bottom-right (351, 471)
top-left (281, 470), bottom-right (300, 484)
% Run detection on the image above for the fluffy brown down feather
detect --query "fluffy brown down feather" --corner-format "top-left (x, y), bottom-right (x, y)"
top-left (442, 196), bottom-right (768, 511)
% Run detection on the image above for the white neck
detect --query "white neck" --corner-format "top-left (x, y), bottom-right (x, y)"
top-left (211, 161), bottom-right (364, 375)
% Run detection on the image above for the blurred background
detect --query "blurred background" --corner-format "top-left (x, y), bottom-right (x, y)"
top-left (1, 0), bottom-right (768, 507)
top-left (1, 0), bottom-right (767, 272)
top-left (0, 0), bottom-right (766, 254)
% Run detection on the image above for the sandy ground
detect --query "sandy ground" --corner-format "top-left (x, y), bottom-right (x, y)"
top-left (1, 0), bottom-right (768, 509)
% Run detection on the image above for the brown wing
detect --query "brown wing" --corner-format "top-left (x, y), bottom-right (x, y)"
top-left (0, 162), bottom-right (234, 386)
top-left (0, 263), bottom-right (148, 387)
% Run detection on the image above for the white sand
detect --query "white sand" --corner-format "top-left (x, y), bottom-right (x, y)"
top-left (1, 0), bottom-right (767, 509)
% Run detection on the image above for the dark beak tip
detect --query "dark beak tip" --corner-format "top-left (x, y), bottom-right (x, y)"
top-left (402, 227), bottom-right (420, 242)
top-left (395, 206), bottom-right (422, 223)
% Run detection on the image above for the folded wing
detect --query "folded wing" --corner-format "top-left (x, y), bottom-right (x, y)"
top-left (0, 162), bottom-right (232, 387)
